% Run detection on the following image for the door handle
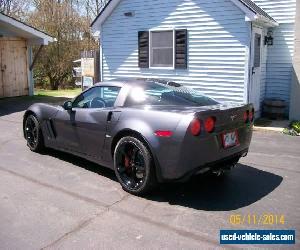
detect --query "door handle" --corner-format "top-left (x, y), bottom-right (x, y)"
top-left (252, 67), bottom-right (255, 75)
top-left (107, 111), bottom-right (113, 122)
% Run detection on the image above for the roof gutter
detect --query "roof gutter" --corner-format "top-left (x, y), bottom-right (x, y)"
top-left (0, 13), bottom-right (55, 45)
top-left (256, 14), bottom-right (279, 27)
top-left (230, 0), bottom-right (278, 27)
top-left (246, 14), bottom-right (278, 28)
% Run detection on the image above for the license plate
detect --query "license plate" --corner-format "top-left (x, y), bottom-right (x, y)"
top-left (222, 131), bottom-right (239, 148)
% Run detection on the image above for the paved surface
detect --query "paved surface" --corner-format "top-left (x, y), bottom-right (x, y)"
top-left (0, 97), bottom-right (299, 249)
top-left (254, 120), bottom-right (290, 133)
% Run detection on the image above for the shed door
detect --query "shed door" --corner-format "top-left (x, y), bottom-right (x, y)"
top-left (0, 38), bottom-right (28, 98)
top-left (250, 27), bottom-right (263, 114)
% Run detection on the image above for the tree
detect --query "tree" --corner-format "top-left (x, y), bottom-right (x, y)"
top-left (76, 0), bottom-right (108, 18)
top-left (0, 0), bottom-right (31, 20)
top-left (29, 0), bottom-right (98, 90)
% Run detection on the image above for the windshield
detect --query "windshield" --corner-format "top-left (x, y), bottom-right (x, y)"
top-left (125, 81), bottom-right (218, 107)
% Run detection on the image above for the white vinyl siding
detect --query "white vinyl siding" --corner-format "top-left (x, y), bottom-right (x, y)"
top-left (101, 0), bottom-right (250, 103)
top-left (253, 0), bottom-right (296, 104)
top-left (265, 23), bottom-right (295, 102)
top-left (253, 0), bottom-right (296, 23)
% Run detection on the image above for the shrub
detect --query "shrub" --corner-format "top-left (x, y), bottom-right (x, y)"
top-left (291, 121), bottom-right (300, 133)
top-left (283, 121), bottom-right (300, 136)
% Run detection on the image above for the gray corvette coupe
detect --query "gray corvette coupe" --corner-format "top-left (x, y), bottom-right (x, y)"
top-left (23, 78), bottom-right (254, 195)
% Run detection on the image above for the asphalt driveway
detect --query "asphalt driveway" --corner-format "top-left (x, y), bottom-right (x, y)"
top-left (0, 97), bottom-right (299, 249)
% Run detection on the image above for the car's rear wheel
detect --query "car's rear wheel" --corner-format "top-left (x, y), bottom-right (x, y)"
top-left (24, 114), bottom-right (44, 152)
top-left (114, 136), bottom-right (157, 195)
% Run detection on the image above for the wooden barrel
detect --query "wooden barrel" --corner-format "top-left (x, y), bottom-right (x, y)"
top-left (263, 99), bottom-right (286, 120)
top-left (263, 99), bottom-right (287, 120)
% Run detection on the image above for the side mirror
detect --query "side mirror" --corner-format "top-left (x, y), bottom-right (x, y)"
top-left (63, 100), bottom-right (73, 110)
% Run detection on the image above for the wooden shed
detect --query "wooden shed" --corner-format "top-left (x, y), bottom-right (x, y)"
top-left (0, 13), bottom-right (54, 98)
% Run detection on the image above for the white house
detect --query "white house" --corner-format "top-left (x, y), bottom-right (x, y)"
top-left (91, 0), bottom-right (297, 117)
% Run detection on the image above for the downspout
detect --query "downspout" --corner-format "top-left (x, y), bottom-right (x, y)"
top-left (27, 46), bottom-right (34, 96)
top-left (247, 22), bottom-right (253, 104)
top-left (99, 25), bottom-right (103, 82)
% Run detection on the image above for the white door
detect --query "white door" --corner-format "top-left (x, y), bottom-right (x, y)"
top-left (250, 27), bottom-right (263, 113)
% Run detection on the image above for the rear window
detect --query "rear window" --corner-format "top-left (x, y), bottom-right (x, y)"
top-left (125, 81), bottom-right (218, 107)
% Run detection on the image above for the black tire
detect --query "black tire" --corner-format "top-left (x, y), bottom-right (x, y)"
top-left (24, 114), bottom-right (45, 152)
top-left (114, 136), bottom-right (157, 195)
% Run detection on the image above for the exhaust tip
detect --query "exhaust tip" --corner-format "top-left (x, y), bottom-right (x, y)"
top-left (213, 170), bottom-right (224, 176)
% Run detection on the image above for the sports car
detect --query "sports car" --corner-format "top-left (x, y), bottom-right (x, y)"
top-left (23, 78), bottom-right (253, 195)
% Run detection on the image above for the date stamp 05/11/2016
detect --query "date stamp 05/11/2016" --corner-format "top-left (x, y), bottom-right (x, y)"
top-left (229, 214), bottom-right (285, 226)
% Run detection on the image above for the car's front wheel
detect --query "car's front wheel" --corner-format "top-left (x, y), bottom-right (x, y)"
top-left (114, 136), bottom-right (157, 195)
top-left (24, 114), bottom-right (45, 152)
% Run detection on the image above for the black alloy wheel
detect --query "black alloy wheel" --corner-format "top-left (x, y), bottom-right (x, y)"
top-left (114, 136), bottom-right (157, 195)
top-left (24, 115), bottom-right (44, 152)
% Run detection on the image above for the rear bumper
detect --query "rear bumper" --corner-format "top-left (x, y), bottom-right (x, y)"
top-left (154, 124), bottom-right (253, 181)
top-left (174, 149), bottom-right (248, 182)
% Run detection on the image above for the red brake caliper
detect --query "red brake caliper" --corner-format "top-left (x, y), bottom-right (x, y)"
top-left (124, 155), bottom-right (130, 169)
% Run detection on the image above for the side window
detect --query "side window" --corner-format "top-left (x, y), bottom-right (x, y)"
top-left (72, 86), bottom-right (121, 109)
top-left (254, 33), bottom-right (261, 68)
top-left (72, 88), bottom-right (99, 109)
top-left (102, 86), bottom-right (121, 107)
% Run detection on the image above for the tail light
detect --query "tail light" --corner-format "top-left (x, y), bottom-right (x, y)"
top-left (190, 118), bottom-right (201, 136)
top-left (155, 130), bottom-right (173, 137)
top-left (244, 108), bottom-right (255, 123)
top-left (204, 117), bottom-right (216, 133)
top-left (244, 111), bottom-right (249, 123)
top-left (249, 110), bottom-right (254, 122)
top-left (250, 108), bottom-right (255, 122)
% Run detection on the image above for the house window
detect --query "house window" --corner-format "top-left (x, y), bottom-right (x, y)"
top-left (138, 29), bottom-right (187, 69)
top-left (150, 31), bottom-right (174, 68)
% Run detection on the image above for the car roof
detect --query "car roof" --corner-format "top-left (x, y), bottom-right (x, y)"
top-left (94, 78), bottom-right (182, 88)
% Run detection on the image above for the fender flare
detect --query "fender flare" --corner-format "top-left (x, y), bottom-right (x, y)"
top-left (111, 128), bottom-right (164, 183)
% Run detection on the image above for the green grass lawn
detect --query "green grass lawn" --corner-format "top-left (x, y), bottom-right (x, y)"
top-left (35, 88), bottom-right (82, 98)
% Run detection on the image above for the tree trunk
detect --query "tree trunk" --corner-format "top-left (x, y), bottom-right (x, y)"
top-left (49, 76), bottom-right (59, 90)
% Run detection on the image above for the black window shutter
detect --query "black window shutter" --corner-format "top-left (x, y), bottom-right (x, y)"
top-left (175, 29), bottom-right (188, 69)
top-left (138, 31), bottom-right (149, 68)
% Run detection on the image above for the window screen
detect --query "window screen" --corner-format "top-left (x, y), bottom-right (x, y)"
top-left (254, 33), bottom-right (261, 68)
top-left (150, 31), bottom-right (173, 67)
